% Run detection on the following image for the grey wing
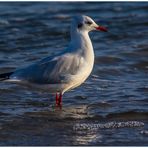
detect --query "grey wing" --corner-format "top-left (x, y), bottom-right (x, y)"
top-left (11, 53), bottom-right (84, 84)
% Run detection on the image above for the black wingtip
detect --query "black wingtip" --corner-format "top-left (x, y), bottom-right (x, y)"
top-left (0, 72), bottom-right (13, 81)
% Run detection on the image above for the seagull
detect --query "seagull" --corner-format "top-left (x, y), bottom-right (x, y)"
top-left (0, 15), bottom-right (107, 107)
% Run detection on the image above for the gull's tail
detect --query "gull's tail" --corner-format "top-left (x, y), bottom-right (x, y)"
top-left (0, 72), bottom-right (13, 81)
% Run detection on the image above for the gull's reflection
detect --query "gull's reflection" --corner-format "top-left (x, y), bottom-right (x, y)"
top-left (61, 105), bottom-right (103, 145)
top-left (72, 129), bottom-right (102, 145)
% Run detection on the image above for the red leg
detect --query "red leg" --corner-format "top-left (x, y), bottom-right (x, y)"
top-left (55, 92), bottom-right (62, 108)
top-left (58, 92), bottom-right (62, 106)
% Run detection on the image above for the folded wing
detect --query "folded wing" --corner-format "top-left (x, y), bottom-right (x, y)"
top-left (10, 52), bottom-right (84, 85)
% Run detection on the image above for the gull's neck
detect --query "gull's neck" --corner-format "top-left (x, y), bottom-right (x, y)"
top-left (69, 28), bottom-right (94, 65)
top-left (70, 28), bottom-right (93, 51)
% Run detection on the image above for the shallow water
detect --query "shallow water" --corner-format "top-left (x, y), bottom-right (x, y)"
top-left (0, 2), bottom-right (148, 146)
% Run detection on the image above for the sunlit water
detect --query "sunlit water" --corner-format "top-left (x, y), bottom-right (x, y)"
top-left (0, 2), bottom-right (148, 146)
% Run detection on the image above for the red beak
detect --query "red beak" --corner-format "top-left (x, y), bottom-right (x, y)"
top-left (95, 26), bottom-right (108, 32)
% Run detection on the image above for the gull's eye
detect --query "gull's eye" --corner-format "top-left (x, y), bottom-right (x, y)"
top-left (85, 21), bottom-right (93, 25)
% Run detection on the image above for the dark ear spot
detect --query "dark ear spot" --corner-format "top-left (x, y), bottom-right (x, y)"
top-left (78, 23), bottom-right (83, 28)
